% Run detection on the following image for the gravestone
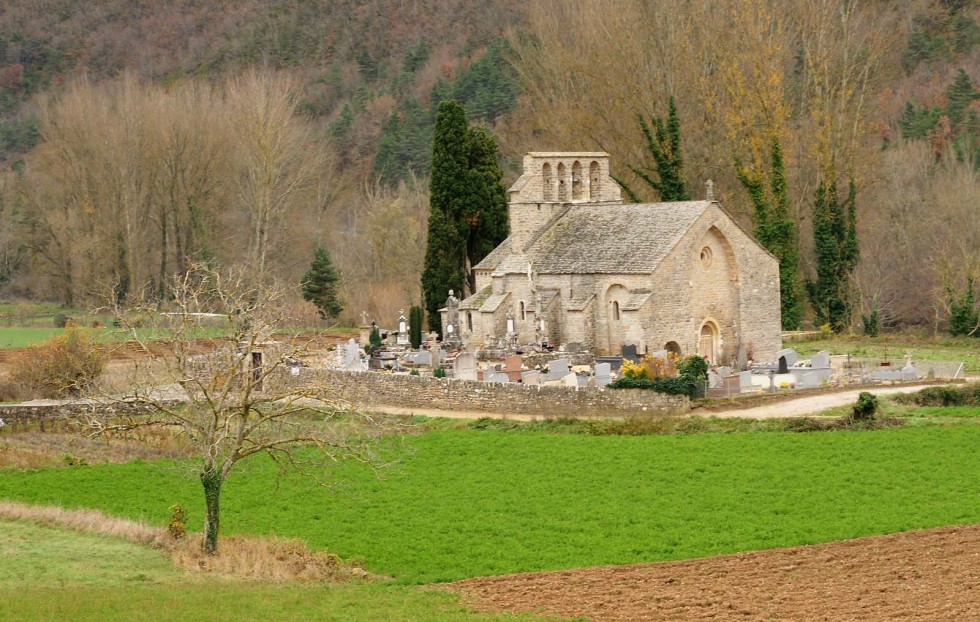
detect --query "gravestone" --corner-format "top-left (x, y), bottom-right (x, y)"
top-left (487, 372), bottom-right (509, 384)
top-left (776, 348), bottom-right (798, 367)
top-left (454, 352), bottom-right (477, 381)
top-left (621, 344), bottom-right (639, 362)
top-left (343, 339), bottom-right (365, 371)
top-left (545, 359), bottom-right (570, 381)
top-left (411, 351), bottom-right (432, 367)
top-left (737, 343), bottom-right (748, 369)
top-left (503, 355), bottom-right (524, 382)
top-left (738, 370), bottom-right (754, 389)
top-left (777, 356), bottom-right (789, 374)
top-left (717, 366), bottom-right (732, 378)
top-left (708, 370), bottom-right (722, 388)
top-left (901, 363), bottom-right (918, 381)
top-left (396, 310), bottom-right (409, 346)
top-left (811, 351), bottom-right (830, 369)
top-left (798, 372), bottom-right (822, 389)
top-left (561, 372), bottom-right (579, 388)
top-left (521, 370), bottom-right (541, 385)
top-left (596, 356), bottom-right (624, 372)
top-left (594, 363), bottom-right (612, 387)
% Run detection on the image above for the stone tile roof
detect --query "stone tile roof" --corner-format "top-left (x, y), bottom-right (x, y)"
top-left (621, 288), bottom-right (653, 311)
top-left (565, 293), bottom-right (595, 311)
top-left (477, 202), bottom-right (710, 275)
top-left (459, 287), bottom-right (492, 310)
top-left (479, 292), bottom-right (511, 313)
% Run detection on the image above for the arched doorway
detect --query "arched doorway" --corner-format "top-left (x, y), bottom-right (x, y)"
top-left (665, 341), bottom-right (681, 357)
top-left (699, 322), bottom-right (718, 364)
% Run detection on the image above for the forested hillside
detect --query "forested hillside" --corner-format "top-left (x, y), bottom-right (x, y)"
top-left (0, 0), bottom-right (977, 333)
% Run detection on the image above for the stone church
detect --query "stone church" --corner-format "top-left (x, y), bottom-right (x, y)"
top-left (444, 152), bottom-right (782, 362)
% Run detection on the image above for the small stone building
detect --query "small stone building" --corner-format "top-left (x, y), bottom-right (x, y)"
top-left (445, 152), bottom-right (782, 362)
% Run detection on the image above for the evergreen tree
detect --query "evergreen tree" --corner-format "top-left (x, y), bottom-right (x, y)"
top-left (422, 101), bottom-right (470, 333)
top-left (301, 245), bottom-right (343, 321)
top-left (409, 305), bottom-right (424, 348)
top-left (615, 97), bottom-right (691, 202)
top-left (947, 278), bottom-right (979, 336)
top-left (735, 138), bottom-right (803, 330)
top-left (945, 68), bottom-right (978, 129)
top-left (464, 125), bottom-right (509, 292)
top-left (807, 177), bottom-right (860, 332)
top-left (421, 101), bottom-right (508, 333)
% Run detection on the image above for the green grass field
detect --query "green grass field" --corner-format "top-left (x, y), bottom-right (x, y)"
top-left (0, 521), bottom-right (550, 622)
top-left (2, 424), bottom-right (979, 584)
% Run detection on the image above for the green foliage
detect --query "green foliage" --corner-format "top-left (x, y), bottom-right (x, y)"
top-left (369, 325), bottom-right (382, 348)
top-left (807, 177), bottom-right (859, 332)
top-left (947, 278), bottom-right (979, 337)
top-left (409, 305), bottom-right (423, 349)
top-left (677, 354), bottom-right (709, 383)
top-left (609, 376), bottom-right (694, 395)
top-left (851, 392), bottom-right (879, 421)
top-left (898, 69), bottom-right (980, 169)
top-left (432, 365), bottom-right (446, 378)
top-left (736, 138), bottom-right (803, 329)
top-left (898, 101), bottom-right (942, 140)
top-left (300, 245), bottom-right (343, 321)
top-left (897, 382), bottom-right (980, 407)
top-left (945, 68), bottom-right (979, 128)
top-left (6, 426), bottom-right (980, 584)
top-left (450, 39), bottom-right (519, 124)
top-left (421, 100), bottom-right (508, 332)
top-left (862, 307), bottom-right (881, 337)
top-left (901, 8), bottom-right (980, 73)
top-left (615, 97), bottom-right (691, 202)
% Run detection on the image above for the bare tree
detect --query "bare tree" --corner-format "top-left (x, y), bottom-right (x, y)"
top-left (82, 264), bottom-right (399, 554)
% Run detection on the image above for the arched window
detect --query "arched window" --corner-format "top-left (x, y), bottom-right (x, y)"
top-left (557, 162), bottom-right (568, 201)
top-left (589, 161), bottom-right (600, 199)
top-left (542, 163), bottom-right (554, 201)
top-left (519, 301), bottom-right (526, 321)
top-left (572, 161), bottom-right (583, 200)
top-left (612, 300), bottom-right (620, 320)
top-left (665, 341), bottom-right (681, 356)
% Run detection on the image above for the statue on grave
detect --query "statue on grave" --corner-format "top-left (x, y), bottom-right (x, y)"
top-left (360, 310), bottom-right (370, 326)
top-left (397, 309), bottom-right (409, 346)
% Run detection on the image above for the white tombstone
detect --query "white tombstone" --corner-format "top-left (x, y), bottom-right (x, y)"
top-left (901, 363), bottom-right (918, 381)
top-left (594, 363), bottom-right (612, 387)
top-left (453, 352), bottom-right (478, 381)
top-left (415, 351), bottom-right (432, 367)
top-left (487, 372), bottom-right (509, 383)
top-left (707, 370), bottom-right (722, 388)
top-left (717, 366), bottom-right (732, 378)
top-left (397, 309), bottom-right (410, 346)
top-left (344, 339), bottom-right (366, 371)
top-left (561, 372), bottom-right (579, 388)
top-left (521, 370), bottom-right (541, 385)
top-left (799, 372), bottom-right (822, 389)
top-left (811, 350), bottom-right (830, 369)
top-left (738, 370), bottom-right (754, 389)
top-left (547, 359), bottom-right (570, 380)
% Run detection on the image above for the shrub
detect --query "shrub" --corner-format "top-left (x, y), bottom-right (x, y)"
top-left (53, 312), bottom-right (73, 328)
top-left (609, 376), bottom-right (694, 395)
top-left (9, 326), bottom-right (106, 398)
top-left (433, 366), bottom-right (446, 379)
top-left (852, 392), bottom-right (878, 421)
top-left (897, 383), bottom-right (980, 407)
top-left (409, 306), bottom-right (423, 349)
top-left (168, 504), bottom-right (188, 540)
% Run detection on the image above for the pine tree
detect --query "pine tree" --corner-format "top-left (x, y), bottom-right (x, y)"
top-left (945, 68), bottom-right (978, 129)
top-left (735, 138), bottom-right (803, 330)
top-left (615, 97), bottom-right (691, 202)
top-left (807, 177), bottom-right (859, 332)
top-left (300, 245), bottom-right (343, 321)
top-left (421, 101), bottom-right (508, 333)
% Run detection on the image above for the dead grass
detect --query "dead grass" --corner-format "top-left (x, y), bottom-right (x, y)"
top-left (0, 428), bottom-right (195, 469)
top-left (0, 500), bottom-right (366, 582)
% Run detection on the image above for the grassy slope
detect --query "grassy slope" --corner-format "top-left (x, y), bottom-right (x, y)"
top-left (791, 334), bottom-right (980, 374)
top-left (2, 425), bottom-right (979, 583)
top-left (0, 519), bottom-right (553, 622)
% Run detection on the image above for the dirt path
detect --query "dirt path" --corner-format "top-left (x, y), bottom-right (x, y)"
top-left (700, 383), bottom-right (944, 419)
top-left (450, 524), bottom-right (980, 621)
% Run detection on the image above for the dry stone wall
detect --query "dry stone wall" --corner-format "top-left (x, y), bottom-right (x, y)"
top-left (277, 369), bottom-right (689, 418)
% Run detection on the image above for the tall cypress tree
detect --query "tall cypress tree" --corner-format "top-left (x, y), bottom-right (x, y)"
top-left (464, 125), bottom-right (508, 292)
top-left (421, 101), bottom-right (508, 334)
top-left (807, 176), bottom-right (859, 332)
top-left (735, 138), bottom-right (803, 330)
top-left (615, 97), bottom-right (691, 202)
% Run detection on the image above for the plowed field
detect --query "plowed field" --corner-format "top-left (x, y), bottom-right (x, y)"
top-left (451, 525), bottom-right (980, 621)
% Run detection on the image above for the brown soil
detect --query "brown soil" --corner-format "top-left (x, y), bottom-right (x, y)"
top-left (450, 525), bottom-right (980, 621)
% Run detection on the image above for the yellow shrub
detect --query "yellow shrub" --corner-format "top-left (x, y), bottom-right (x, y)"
top-left (10, 326), bottom-right (106, 399)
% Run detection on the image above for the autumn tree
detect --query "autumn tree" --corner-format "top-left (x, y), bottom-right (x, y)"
top-left (84, 264), bottom-right (396, 555)
top-left (301, 245), bottom-right (343, 321)
top-left (615, 97), bottom-right (691, 202)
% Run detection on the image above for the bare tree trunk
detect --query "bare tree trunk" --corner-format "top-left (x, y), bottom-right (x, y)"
top-left (200, 467), bottom-right (222, 555)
